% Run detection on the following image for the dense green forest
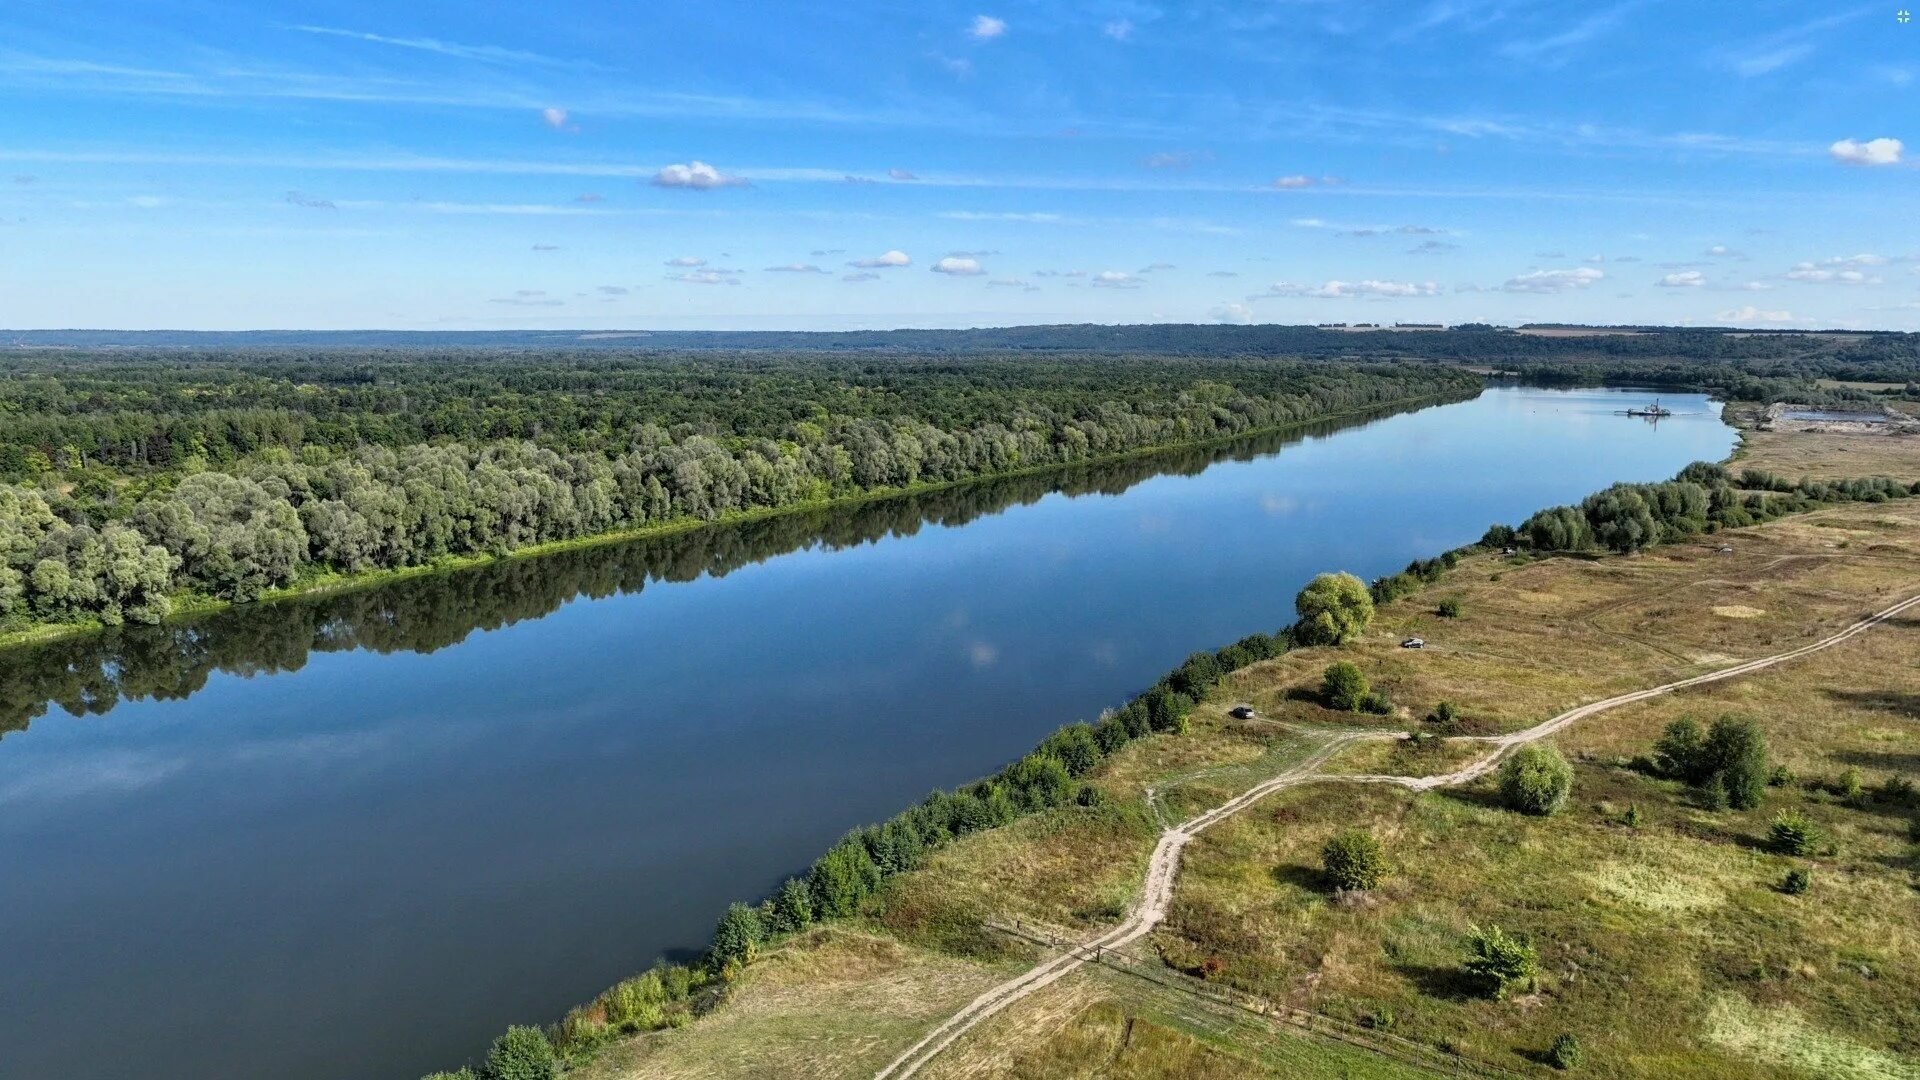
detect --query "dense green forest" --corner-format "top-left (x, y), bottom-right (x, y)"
top-left (0, 352), bottom-right (1473, 634)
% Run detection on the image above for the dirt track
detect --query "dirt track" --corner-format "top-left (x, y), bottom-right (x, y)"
top-left (874, 587), bottom-right (1920, 1079)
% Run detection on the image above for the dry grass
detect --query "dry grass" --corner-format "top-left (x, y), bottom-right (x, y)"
top-left (1737, 428), bottom-right (1920, 482)
top-left (578, 928), bottom-right (1028, 1080)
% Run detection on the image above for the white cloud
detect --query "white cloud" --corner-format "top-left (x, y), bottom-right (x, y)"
top-left (887, 167), bottom-right (917, 180)
top-left (1718, 305), bottom-right (1794, 323)
top-left (1257, 279), bottom-right (1442, 299)
top-left (1092, 270), bottom-right (1141, 288)
top-left (1502, 267), bottom-right (1605, 293)
top-left (651, 161), bottom-right (746, 190)
top-left (668, 270), bottom-right (737, 285)
top-left (665, 256), bottom-right (706, 267)
top-left (931, 256), bottom-right (986, 276)
top-left (1210, 302), bottom-right (1254, 324)
top-left (1143, 150), bottom-right (1203, 169)
top-left (1741, 280), bottom-right (1772, 291)
top-left (969, 15), bottom-right (1007, 40)
top-left (1657, 271), bottom-right (1706, 287)
top-left (764, 263), bottom-right (828, 273)
top-left (1103, 18), bottom-right (1134, 41)
top-left (848, 249), bottom-right (911, 268)
top-left (1829, 137), bottom-right (1903, 166)
top-left (1784, 259), bottom-right (1884, 284)
top-left (541, 107), bottom-right (569, 130)
top-left (1271, 175), bottom-right (1317, 189)
top-left (842, 271), bottom-right (881, 282)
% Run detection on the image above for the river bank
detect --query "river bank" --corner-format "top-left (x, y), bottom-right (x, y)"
top-left (0, 390), bottom-right (1474, 656)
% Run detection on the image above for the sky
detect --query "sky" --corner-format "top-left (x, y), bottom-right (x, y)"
top-left (0, 1), bottom-right (1915, 332)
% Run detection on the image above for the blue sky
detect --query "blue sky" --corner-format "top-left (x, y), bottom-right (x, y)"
top-left (0, 1), bottom-right (1915, 330)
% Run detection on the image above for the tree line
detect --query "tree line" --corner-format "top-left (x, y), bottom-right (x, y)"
top-left (0, 360), bottom-right (1475, 633)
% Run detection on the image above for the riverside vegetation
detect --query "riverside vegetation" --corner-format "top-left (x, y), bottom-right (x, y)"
top-left (421, 437), bottom-right (1920, 1079)
top-left (0, 352), bottom-right (1475, 639)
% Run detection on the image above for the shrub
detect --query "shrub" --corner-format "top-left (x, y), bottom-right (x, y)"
top-left (1881, 774), bottom-right (1918, 807)
top-left (1547, 1033), bottom-right (1584, 1070)
top-left (1769, 810), bottom-right (1824, 856)
top-left (1781, 867), bottom-right (1811, 895)
top-left (1359, 690), bottom-right (1395, 715)
top-left (482, 1026), bottom-right (556, 1080)
top-left (423, 1071), bottom-right (477, 1080)
top-left (1652, 717), bottom-right (1707, 782)
top-left (1621, 804), bottom-right (1642, 827)
top-left (1835, 767), bottom-right (1866, 805)
top-left (1322, 829), bottom-right (1388, 891)
top-left (1323, 662), bottom-right (1369, 711)
top-left (1498, 744), bottom-right (1573, 816)
top-left (1437, 597), bottom-right (1462, 618)
top-left (809, 838), bottom-right (882, 918)
top-left (709, 902), bottom-right (766, 968)
top-left (1462, 925), bottom-right (1538, 999)
top-left (1426, 700), bottom-right (1459, 731)
top-left (1768, 764), bottom-right (1794, 788)
top-left (1699, 773), bottom-right (1731, 811)
top-left (1703, 716), bottom-right (1768, 809)
top-left (769, 877), bottom-right (813, 932)
top-left (1294, 572), bottom-right (1375, 646)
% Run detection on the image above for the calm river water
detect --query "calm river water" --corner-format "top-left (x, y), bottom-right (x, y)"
top-left (0, 386), bottom-right (1734, 1080)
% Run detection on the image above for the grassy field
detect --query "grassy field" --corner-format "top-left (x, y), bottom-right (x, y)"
top-left (586, 426), bottom-right (1920, 1080)
top-left (1737, 428), bottom-right (1920, 482)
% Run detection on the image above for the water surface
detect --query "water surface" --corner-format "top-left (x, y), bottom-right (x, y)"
top-left (0, 386), bottom-right (1735, 1080)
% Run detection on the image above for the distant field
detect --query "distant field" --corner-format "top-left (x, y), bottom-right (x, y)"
top-left (1737, 428), bottom-right (1920, 481)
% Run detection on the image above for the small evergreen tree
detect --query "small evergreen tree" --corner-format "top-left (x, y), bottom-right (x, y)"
top-left (1769, 810), bottom-right (1824, 856)
top-left (1498, 744), bottom-right (1573, 816)
top-left (770, 876), bottom-right (814, 932)
top-left (1781, 867), bottom-right (1811, 895)
top-left (1547, 1033), bottom-right (1583, 1070)
top-left (1704, 715), bottom-right (1768, 809)
top-left (809, 838), bottom-right (882, 918)
top-left (1462, 925), bottom-right (1538, 999)
top-left (1322, 829), bottom-right (1388, 891)
top-left (1323, 662), bottom-right (1370, 711)
top-left (709, 902), bottom-right (766, 968)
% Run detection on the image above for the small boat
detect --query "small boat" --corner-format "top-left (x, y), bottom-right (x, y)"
top-left (1624, 399), bottom-right (1673, 418)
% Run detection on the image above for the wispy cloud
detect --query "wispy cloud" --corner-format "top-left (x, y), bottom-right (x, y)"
top-left (969, 15), bottom-right (1008, 40)
top-left (1502, 267), bottom-right (1605, 293)
top-left (652, 161), bottom-right (747, 190)
top-left (848, 249), bottom-right (911, 268)
top-left (931, 256), bottom-right (987, 276)
top-left (1254, 279), bottom-right (1441, 299)
top-left (285, 24), bottom-right (586, 67)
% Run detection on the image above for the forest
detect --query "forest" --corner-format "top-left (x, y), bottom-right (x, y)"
top-left (0, 352), bottom-right (1474, 634)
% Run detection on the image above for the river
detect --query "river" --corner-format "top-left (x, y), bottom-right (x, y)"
top-left (0, 386), bottom-right (1735, 1080)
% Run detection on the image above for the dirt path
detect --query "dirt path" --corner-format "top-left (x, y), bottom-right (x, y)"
top-left (875, 587), bottom-right (1920, 1080)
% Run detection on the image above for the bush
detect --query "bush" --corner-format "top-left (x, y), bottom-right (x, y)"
top-left (1547, 1032), bottom-right (1583, 1070)
top-left (709, 902), bottom-right (766, 968)
top-left (1462, 925), bottom-right (1538, 999)
top-left (1322, 829), bottom-right (1387, 891)
top-left (1781, 867), bottom-right (1812, 895)
top-left (1426, 700), bottom-right (1459, 731)
top-left (1769, 810), bottom-right (1824, 856)
top-left (1703, 716), bottom-right (1768, 809)
top-left (1498, 744), bottom-right (1573, 816)
top-left (1359, 690), bottom-right (1395, 716)
top-left (1323, 662), bottom-right (1369, 711)
top-left (1294, 572), bottom-right (1375, 646)
top-left (482, 1026), bottom-right (556, 1080)
top-left (1436, 597), bottom-right (1462, 618)
top-left (1653, 717), bottom-right (1707, 782)
top-left (1699, 773), bottom-right (1731, 811)
top-left (423, 1071), bottom-right (477, 1080)
top-left (1835, 767), bottom-right (1866, 805)
top-left (769, 876), bottom-right (813, 932)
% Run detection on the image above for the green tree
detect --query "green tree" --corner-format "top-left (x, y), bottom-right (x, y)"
top-left (1547, 1033), bottom-right (1583, 1070)
top-left (1321, 829), bottom-right (1387, 891)
top-left (1294, 571), bottom-right (1375, 646)
top-left (1436, 597), bottom-right (1462, 618)
top-left (1322, 662), bottom-right (1369, 711)
top-left (1768, 810), bottom-right (1824, 856)
top-left (808, 838), bottom-right (882, 918)
top-left (1703, 715), bottom-right (1769, 809)
top-left (481, 1026), bottom-right (556, 1080)
top-left (1652, 717), bottom-right (1708, 782)
top-left (1498, 743), bottom-right (1573, 816)
top-left (1462, 925), bottom-right (1538, 1000)
top-left (709, 902), bottom-right (766, 968)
